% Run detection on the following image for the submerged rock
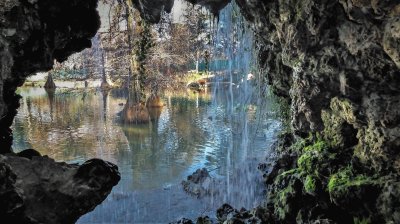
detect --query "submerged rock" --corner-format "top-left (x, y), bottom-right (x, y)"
top-left (0, 154), bottom-right (120, 223)
top-left (216, 204), bottom-right (273, 224)
top-left (170, 218), bottom-right (194, 224)
top-left (16, 148), bottom-right (42, 160)
top-left (196, 216), bottom-right (213, 224)
top-left (181, 168), bottom-right (213, 198)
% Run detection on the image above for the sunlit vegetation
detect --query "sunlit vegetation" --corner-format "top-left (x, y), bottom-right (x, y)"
top-left (46, 1), bottom-right (212, 97)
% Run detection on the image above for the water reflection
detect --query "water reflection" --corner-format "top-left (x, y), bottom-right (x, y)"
top-left (12, 86), bottom-right (281, 222)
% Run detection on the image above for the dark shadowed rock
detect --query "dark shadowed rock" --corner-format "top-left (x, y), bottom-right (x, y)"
top-left (0, 0), bottom-right (120, 222)
top-left (0, 162), bottom-right (26, 223)
top-left (16, 148), bottom-right (41, 160)
top-left (216, 204), bottom-right (273, 224)
top-left (196, 216), bottom-right (213, 224)
top-left (0, 155), bottom-right (120, 224)
top-left (131, 0), bottom-right (231, 23)
top-left (131, 0), bottom-right (175, 23)
top-left (181, 168), bottom-right (213, 198)
top-left (170, 218), bottom-right (194, 224)
top-left (185, 0), bottom-right (230, 15)
top-left (216, 203), bottom-right (235, 222)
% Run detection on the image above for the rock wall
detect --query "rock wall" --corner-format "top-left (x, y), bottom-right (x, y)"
top-left (131, 0), bottom-right (174, 23)
top-left (0, 0), bottom-right (100, 153)
top-left (132, 0), bottom-right (400, 222)
top-left (1, 0), bottom-right (399, 222)
top-left (235, 0), bottom-right (400, 223)
top-left (0, 1), bottom-right (121, 222)
top-left (237, 0), bottom-right (400, 171)
top-left (0, 153), bottom-right (120, 223)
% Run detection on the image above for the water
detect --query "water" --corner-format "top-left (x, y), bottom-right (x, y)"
top-left (11, 3), bottom-right (281, 223)
top-left (207, 2), bottom-right (267, 208)
top-left (12, 87), bottom-right (280, 223)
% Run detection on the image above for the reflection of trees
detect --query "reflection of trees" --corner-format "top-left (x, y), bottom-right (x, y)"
top-left (101, 89), bottom-right (110, 121)
top-left (12, 88), bottom-right (126, 162)
top-left (118, 92), bottom-right (213, 190)
top-left (45, 88), bottom-right (55, 121)
top-left (13, 89), bottom-right (226, 190)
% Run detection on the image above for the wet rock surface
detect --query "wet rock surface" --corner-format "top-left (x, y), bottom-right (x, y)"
top-left (171, 216), bottom-right (213, 224)
top-left (0, 153), bottom-right (120, 224)
top-left (234, 0), bottom-right (400, 222)
top-left (182, 168), bottom-right (213, 198)
top-left (236, 0), bottom-right (400, 172)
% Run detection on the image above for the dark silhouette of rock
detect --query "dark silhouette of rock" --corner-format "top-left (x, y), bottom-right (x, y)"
top-left (170, 218), bottom-right (194, 224)
top-left (181, 168), bottom-right (212, 198)
top-left (16, 149), bottom-right (41, 160)
top-left (0, 1), bottom-right (121, 222)
top-left (0, 155), bottom-right (120, 224)
top-left (132, 0), bottom-right (230, 22)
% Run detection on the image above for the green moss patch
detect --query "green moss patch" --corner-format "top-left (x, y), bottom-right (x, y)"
top-left (327, 167), bottom-right (380, 202)
top-left (304, 175), bottom-right (317, 194)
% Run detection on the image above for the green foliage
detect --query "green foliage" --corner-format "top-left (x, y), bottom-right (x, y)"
top-left (353, 217), bottom-right (371, 224)
top-left (269, 94), bottom-right (291, 132)
top-left (279, 168), bottom-right (300, 178)
top-left (330, 97), bottom-right (357, 124)
top-left (302, 136), bottom-right (329, 153)
top-left (289, 138), bottom-right (307, 153)
top-left (50, 69), bottom-right (87, 80)
top-left (298, 151), bottom-right (319, 174)
top-left (269, 131), bottom-right (386, 223)
top-left (275, 183), bottom-right (296, 220)
top-left (304, 175), bottom-right (316, 193)
top-left (327, 167), bottom-right (376, 197)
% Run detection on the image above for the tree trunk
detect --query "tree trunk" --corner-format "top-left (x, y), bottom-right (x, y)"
top-left (44, 74), bottom-right (56, 89)
top-left (125, 2), bottom-right (133, 89)
top-left (100, 50), bottom-right (110, 89)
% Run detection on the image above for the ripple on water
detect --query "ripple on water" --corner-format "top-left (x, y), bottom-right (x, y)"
top-left (12, 86), bottom-right (281, 222)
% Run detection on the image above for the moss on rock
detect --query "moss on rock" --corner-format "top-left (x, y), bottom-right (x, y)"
top-left (304, 175), bottom-right (317, 194)
top-left (263, 133), bottom-right (394, 223)
top-left (327, 167), bottom-right (378, 201)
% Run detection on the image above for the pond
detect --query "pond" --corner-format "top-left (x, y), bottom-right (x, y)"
top-left (12, 85), bottom-right (281, 223)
